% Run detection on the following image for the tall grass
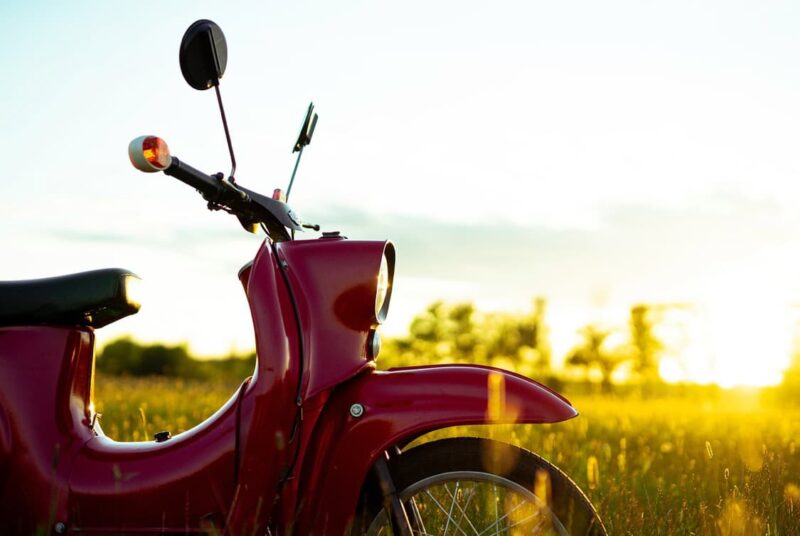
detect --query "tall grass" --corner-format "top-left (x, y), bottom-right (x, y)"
top-left (94, 373), bottom-right (243, 441)
top-left (94, 374), bottom-right (800, 534)
top-left (443, 393), bottom-right (800, 535)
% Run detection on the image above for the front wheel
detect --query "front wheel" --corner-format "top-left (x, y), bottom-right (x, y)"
top-left (355, 437), bottom-right (606, 536)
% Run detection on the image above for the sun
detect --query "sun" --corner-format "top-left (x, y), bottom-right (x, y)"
top-left (705, 296), bottom-right (793, 388)
top-left (656, 273), bottom-right (796, 388)
top-left (697, 272), bottom-right (795, 388)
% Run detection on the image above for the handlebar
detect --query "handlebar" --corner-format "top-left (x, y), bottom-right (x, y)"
top-left (163, 156), bottom-right (308, 242)
top-left (164, 157), bottom-right (224, 199)
top-left (129, 136), bottom-right (314, 241)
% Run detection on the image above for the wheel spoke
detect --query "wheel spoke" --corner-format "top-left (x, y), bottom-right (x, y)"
top-left (366, 476), bottom-right (567, 536)
top-left (476, 498), bottom-right (529, 536)
top-left (492, 484), bottom-right (499, 536)
top-left (441, 483), bottom-right (481, 535)
top-left (423, 488), bottom-right (474, 536)
top-left (407, 497), bottom-right (428, 536)
top-left (442, 481), bottom-right (460, 536)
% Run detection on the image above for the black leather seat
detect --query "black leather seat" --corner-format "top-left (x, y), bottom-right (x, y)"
top-left (0, 268), bottom-right (141, 329)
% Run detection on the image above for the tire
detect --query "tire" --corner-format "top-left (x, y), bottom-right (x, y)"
top-left (353, 437), bottom-right (606, 536)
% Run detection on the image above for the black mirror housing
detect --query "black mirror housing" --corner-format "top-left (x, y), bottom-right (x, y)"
top-left (293, 102), bottom-right (319, 153)
top-left (179, 19), bottom-right (228, 90)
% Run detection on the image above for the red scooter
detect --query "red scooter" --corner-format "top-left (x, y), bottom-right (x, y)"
top-left (0, 20), bottom-right (605, 536)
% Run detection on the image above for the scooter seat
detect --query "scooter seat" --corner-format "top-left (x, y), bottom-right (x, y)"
top-left (0, 268), bottom-right (141, 329)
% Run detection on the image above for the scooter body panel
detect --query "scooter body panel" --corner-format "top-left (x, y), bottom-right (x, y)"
top-left (294, 364), bottom-right (578, 534)
top-left (0, 325), bottom-right (243, 534)
top-left (67, 392), bottom-right (240, 532)
top-left (275, 238), bottom-right (391, 399)
top-left (224, 241), bottom-right (304, 534)
top-left (67, 241), bottom-right (303, 534)
top-left (67, 241), bottom-right (305, 534)
top-left (0, 326), bottom-right (95, 534)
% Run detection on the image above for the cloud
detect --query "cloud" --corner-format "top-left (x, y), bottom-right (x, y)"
top-left (311, 190), bottom-right (800, 307)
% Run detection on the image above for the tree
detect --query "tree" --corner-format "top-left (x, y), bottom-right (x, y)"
top-left (529, 297), bottom-right (552, 372)
top-left (567, 324), bottom-right (625, 391)
top-left (405, 301), bottom-right (479, 363)
top-left (384, 299), bottom-right (556, 375)
top-left (629, 304), bottom-right (663, 377)
top-left (97, 337), bottom-right (143, 375)
top-left (139, 344), bottom-right (191, 376)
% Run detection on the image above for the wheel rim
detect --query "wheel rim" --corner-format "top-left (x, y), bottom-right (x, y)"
top-left (365, 470), bottom-right (569, 536)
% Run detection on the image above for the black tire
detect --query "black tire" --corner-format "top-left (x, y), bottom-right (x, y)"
top-left (354, 437), bottom-right (606, 536)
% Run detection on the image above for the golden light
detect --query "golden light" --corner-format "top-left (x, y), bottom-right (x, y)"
top-left (486, 371), bottom-right (506, 422)
top-left (705, 290), bottom-right (792, 388)
top-left (658, 357), bottom-right (684, 384)
top-left (651, 269), bottom-right (795, 388)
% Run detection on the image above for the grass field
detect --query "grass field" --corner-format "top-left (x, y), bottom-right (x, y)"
top-left (95, 373), bottom-right (800, 535)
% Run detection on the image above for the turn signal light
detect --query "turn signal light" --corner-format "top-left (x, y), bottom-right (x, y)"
top-left (129, 135), bottom-right (172, 172)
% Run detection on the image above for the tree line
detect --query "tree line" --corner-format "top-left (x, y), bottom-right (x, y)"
top-left (98, 298), bottom-right (668, 391)
top-left (97, 337), bottom-right (254, 381)
top-left (379, 299), bottom-right (666, 391)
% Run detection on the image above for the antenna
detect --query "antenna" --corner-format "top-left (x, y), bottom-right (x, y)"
top-left (286, 102), bottom-right (318, 201)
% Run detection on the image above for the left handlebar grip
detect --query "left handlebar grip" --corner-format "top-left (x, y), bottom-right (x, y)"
top-left (164, 157), bottom-right (223, 200)
top-left (129, 135), bottom-right (222, 200)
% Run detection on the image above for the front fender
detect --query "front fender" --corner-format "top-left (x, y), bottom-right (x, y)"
top-left (296, 364), bottom-right (577, 535)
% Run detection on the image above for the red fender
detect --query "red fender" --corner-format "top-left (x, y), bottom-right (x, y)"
top-left (294, 364), bottom-right (577, 535)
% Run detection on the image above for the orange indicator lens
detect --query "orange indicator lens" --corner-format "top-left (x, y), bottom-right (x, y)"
top-left (142, 137), bottom-right (171, 169)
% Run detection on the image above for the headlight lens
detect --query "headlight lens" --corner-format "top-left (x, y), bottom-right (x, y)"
top-left (375, 253), bottom-right (390, 322)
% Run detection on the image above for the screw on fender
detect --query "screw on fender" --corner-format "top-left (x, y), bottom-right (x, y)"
top-left (350, 403), bottom-right (364, 418)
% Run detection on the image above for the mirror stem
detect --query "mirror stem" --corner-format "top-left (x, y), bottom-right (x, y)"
top-left (214, 84), bottom-right (237, 180)
top-left (285, 146), bottom-right (304, 202)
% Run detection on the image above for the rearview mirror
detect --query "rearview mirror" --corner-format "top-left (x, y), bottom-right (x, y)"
top-left (179, 19), bottom-right (228, 90)
top-left (293, 102), bottom-right (319, 153)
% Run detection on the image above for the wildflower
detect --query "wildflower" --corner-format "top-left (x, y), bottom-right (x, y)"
top-left (785, 483), bottom-right (800, 510)
top-left (534, 469), bottom-right (551, 507)
top-left (587, 456), bottom-right (600, 490)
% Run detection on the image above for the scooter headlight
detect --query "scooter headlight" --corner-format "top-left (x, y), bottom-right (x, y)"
top-left (374, 244), bottom-right (395, 323)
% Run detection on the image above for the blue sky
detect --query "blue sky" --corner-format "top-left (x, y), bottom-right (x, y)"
top-left (3, 1), bottom-right (800, 385)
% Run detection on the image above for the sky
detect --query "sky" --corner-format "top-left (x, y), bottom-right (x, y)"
top-left (3, 1), bottom-right (800, 386)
